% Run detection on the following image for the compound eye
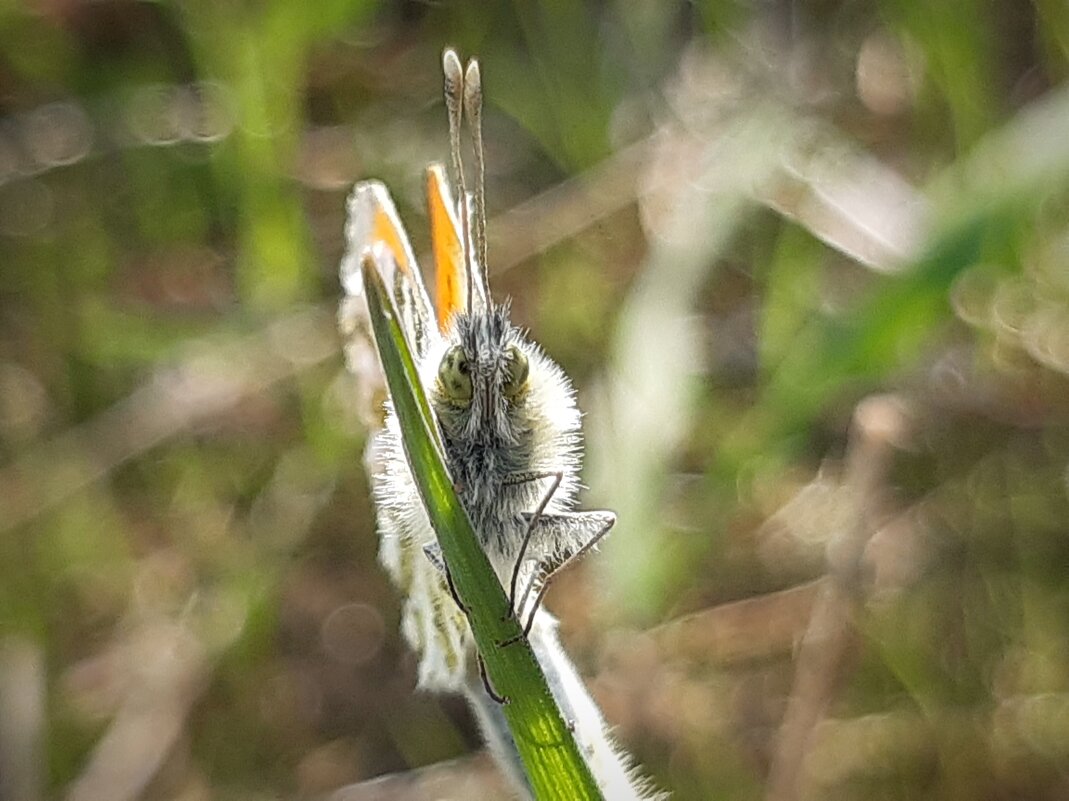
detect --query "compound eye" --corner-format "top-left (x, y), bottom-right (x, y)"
top-left (502, 345), bottom-right (529, 400)
top-left (438, 346), bottom-right (472, 404)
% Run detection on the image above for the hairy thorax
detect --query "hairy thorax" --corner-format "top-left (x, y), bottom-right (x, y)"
top-left (424, 306), bottom-right (584, 574)
top-left (439, 405), bottom-right (542, 561)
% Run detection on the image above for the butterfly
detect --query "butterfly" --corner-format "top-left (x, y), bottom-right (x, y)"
top-left (339, 49), bottom-right (614, 695)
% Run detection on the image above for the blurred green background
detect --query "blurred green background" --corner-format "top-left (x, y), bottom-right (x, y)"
top-left (2, 1), bottom-right (1069, 799)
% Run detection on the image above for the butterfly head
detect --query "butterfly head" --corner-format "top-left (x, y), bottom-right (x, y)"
top-left (432, 304), bottom-right (532, 444)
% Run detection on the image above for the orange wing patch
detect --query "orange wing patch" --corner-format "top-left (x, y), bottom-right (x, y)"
top-left (371, 200), bottom-right (413, 276)
top-left (426, 164), bottom-right (465, 333)
top-left (342, 181), bottom-right (436, 358)
top-left (344, 181), bottom-right (420, 283)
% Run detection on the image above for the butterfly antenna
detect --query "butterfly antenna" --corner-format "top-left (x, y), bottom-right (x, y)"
top-left (463, 57), bottom-right (489, 298)
top-left (443, 49), bottom-right (474, 312)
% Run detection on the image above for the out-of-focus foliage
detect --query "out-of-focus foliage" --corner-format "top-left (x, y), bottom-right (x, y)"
top-left (1, 2), bottom-right (1068, 800)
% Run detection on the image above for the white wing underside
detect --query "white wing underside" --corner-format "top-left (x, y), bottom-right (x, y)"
top-left (340, 180), bottom-right (474, 690)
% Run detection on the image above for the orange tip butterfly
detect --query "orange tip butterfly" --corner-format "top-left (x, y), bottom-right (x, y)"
top-left (339, 49), bottom-right (614, 693)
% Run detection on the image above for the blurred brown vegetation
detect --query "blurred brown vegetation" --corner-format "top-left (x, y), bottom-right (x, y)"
top-left (2, 1), bottom-right (1069, 800)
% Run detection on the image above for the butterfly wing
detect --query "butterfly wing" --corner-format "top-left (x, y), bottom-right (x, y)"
top-left (339, 179), bottom-right (474, 689)
top-left (426, 163), bottom-right (488, 333)
top-left (341, 181), bottom-right (436, 360)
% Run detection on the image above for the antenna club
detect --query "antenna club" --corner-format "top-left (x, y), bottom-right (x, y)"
top-left (464, 59), bottom-right (482, 103)
top-left (443, 49), bottom-right (463, 88)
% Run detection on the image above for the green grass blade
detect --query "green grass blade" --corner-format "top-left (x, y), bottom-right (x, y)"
top-left (359, 254), bottom-right (604, 801)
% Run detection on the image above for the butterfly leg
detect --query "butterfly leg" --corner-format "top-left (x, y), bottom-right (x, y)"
top-left (476, 651), bottom-right (510, 705)
top-left (499, 511), bottom-right (616, 646)
top-left (422, 542), bottom-right (468, 614)
top-left (424, 543), bottom-right (510, 704)
top-left (501, 471), bottom-right (563, 620)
